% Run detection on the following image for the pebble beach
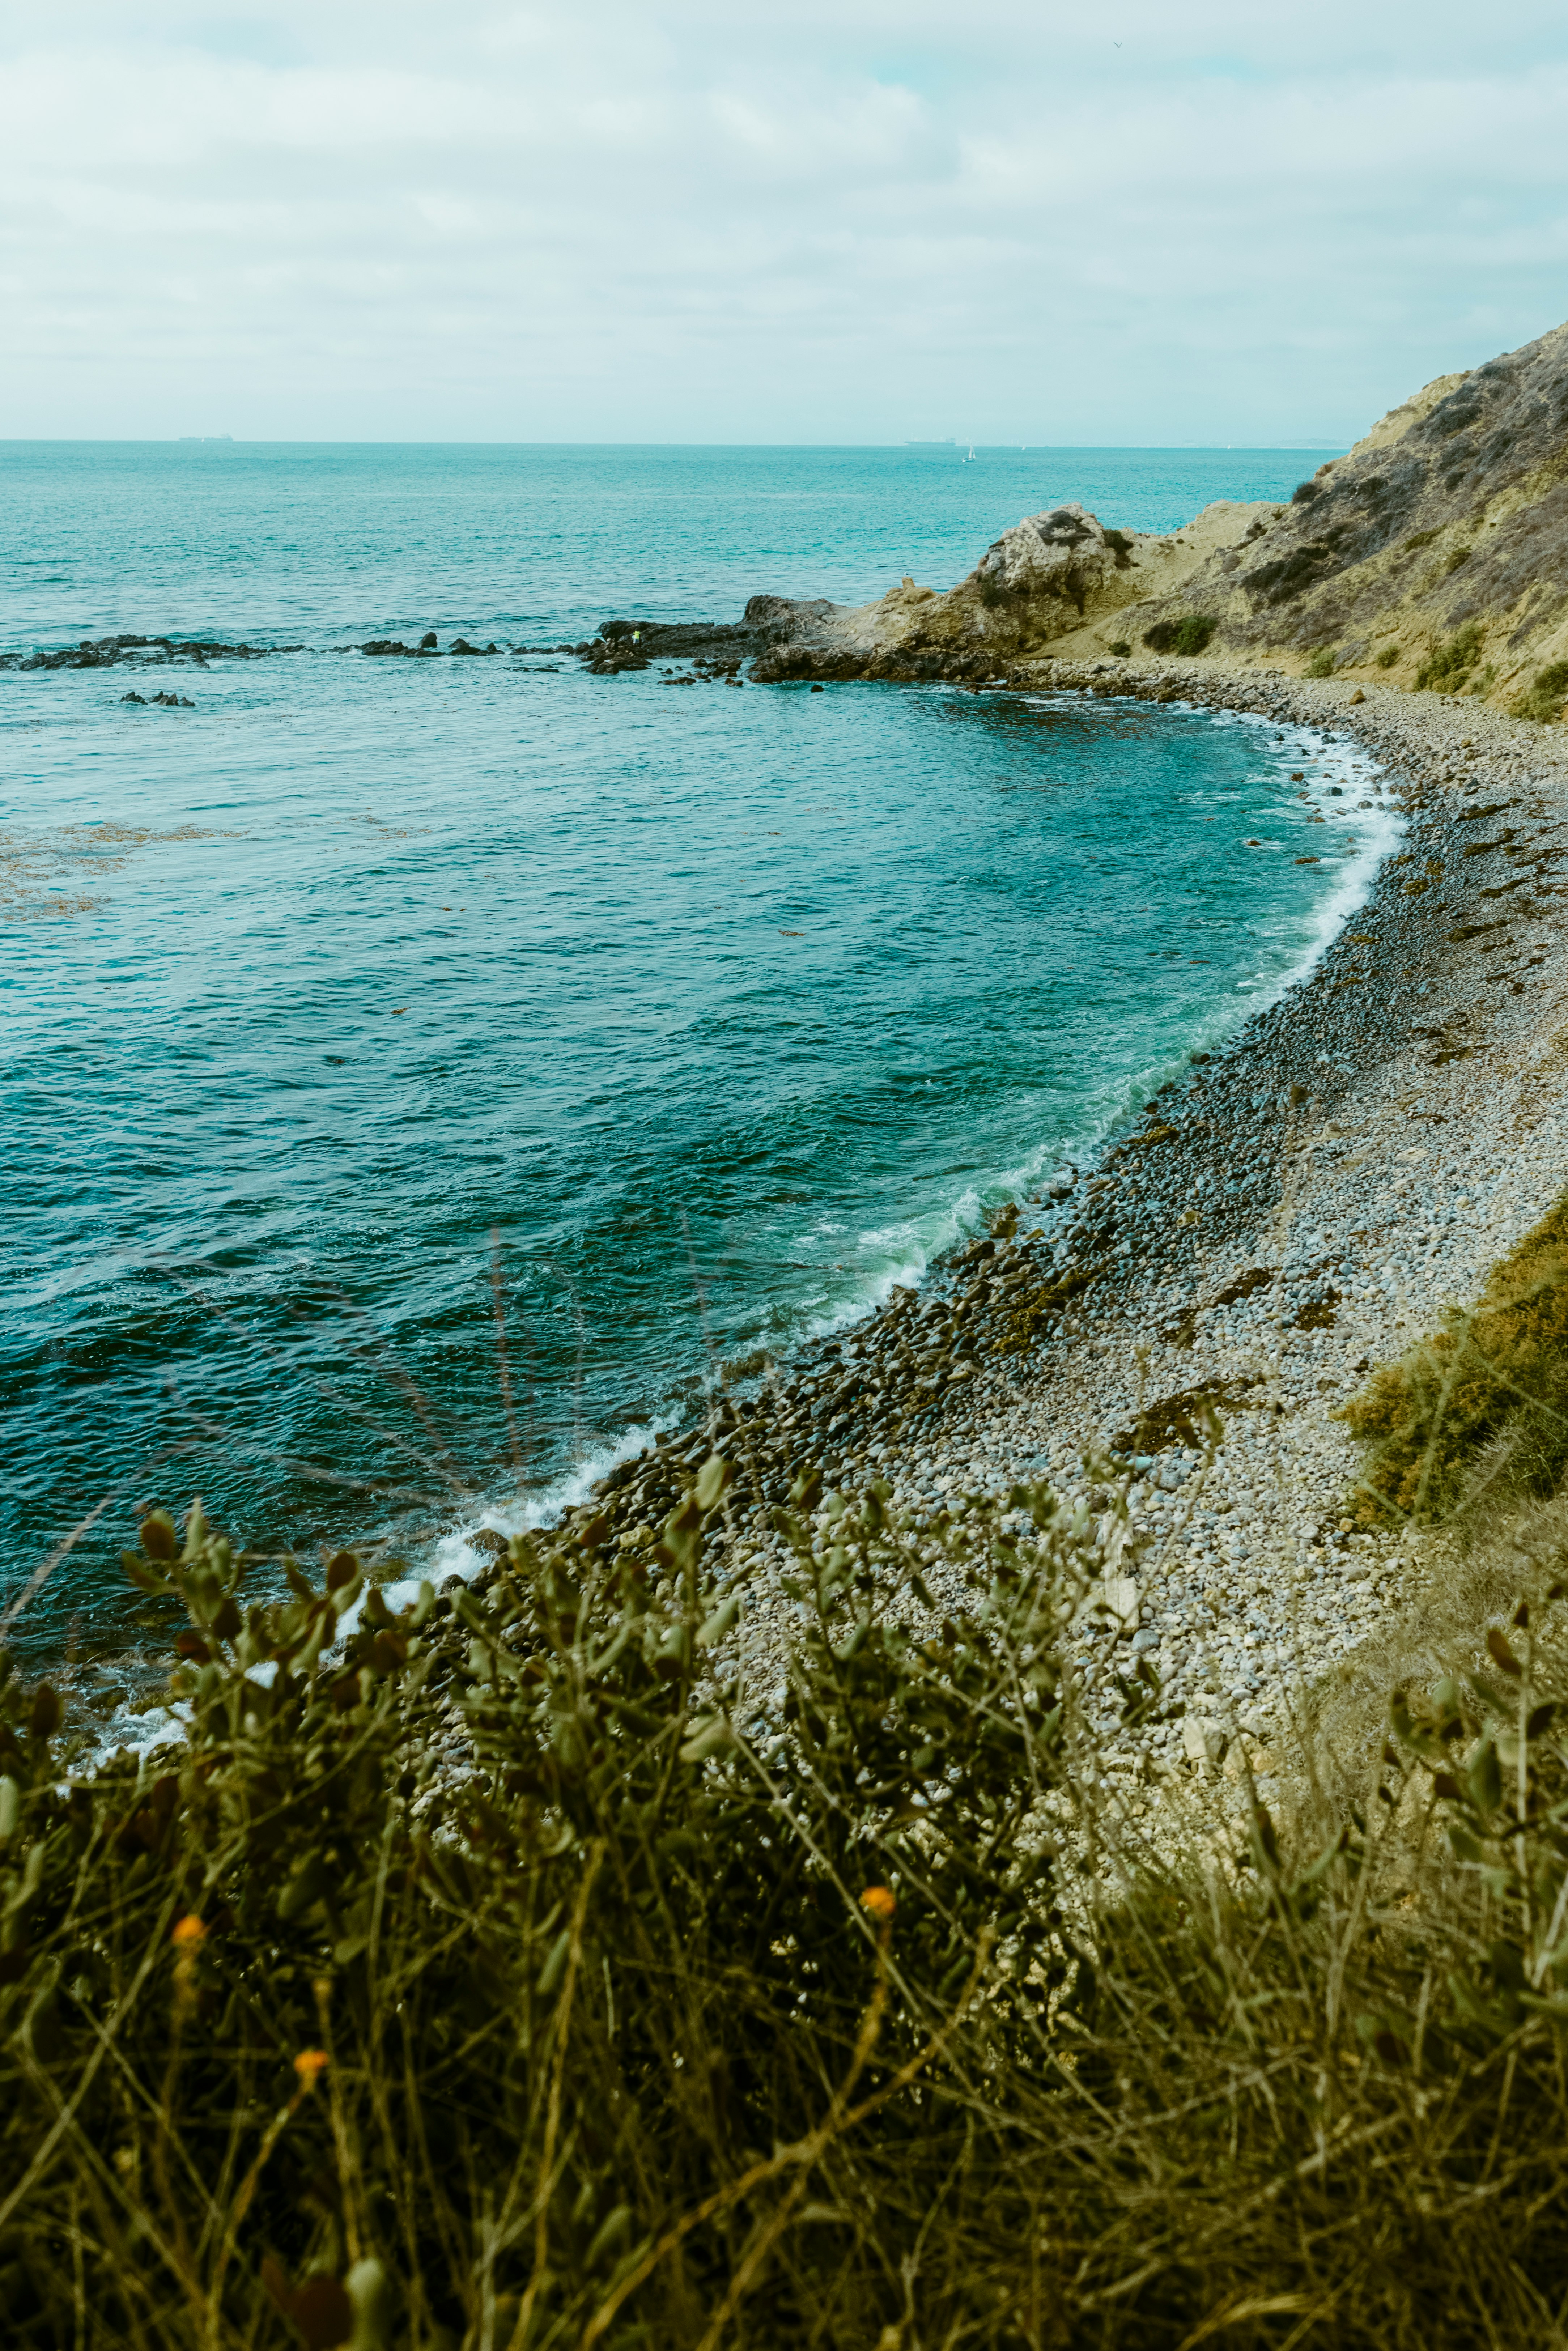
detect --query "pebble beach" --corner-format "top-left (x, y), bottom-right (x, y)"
top-left (473, 659), bottom-right (1568, 1821)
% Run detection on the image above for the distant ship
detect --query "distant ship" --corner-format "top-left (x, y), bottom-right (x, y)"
top-left (905, 438), bottom-right (956, 446)
top-left (178, 435), bottom-right (234, 443)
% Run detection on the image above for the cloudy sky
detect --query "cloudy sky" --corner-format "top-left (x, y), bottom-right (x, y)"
top-left (3, 2), bottom-right (1566, 443)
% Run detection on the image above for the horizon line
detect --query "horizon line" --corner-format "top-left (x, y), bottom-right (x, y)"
top-left (0, 435), bottom-right (1350, 452)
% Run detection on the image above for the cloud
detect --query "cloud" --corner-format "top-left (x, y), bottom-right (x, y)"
top-left (2, 2), bottom-right (1567, 440)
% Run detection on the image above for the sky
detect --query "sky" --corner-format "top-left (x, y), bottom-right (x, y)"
top-left (2, 3), bottom-right (1567, 444)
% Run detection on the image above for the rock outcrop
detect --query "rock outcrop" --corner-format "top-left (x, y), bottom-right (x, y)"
top-left (738, 318), bottom-right (1568, 720)
top-left (748, 501), bottom-right (1276, 682)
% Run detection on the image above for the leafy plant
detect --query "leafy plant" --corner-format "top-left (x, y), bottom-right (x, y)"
top-left (1109, 639), bottom-right (1132, 658)
top-left (1142, 615), bottom-right (1217, 656)
top-left (1375, 644), bottom-right (1400, 669)
top-left (1306, 647), bottom-right (1337, 679)
top-left (0, 1473), bottom-right (1095, 2347)
top-left (1415, 620), bottom-right (1486, 693)
top-left (12, 1451), bottom-right (1568, 2344)
top-left (1515, 659), bottom-right (1568, 724)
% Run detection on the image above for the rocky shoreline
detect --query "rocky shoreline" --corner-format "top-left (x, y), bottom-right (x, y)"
top-left (24, 608), bottom-right (1568, 1811)
top-left (439, 656), bottom-right (1568, 1818)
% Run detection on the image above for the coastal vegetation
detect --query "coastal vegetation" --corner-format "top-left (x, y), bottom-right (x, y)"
top-left (1342, 1191), bottom-right (1568, 1526)
top-left (1415, 622), bottom-right (1487, 695)
top-left (1141, 614), bottom-right (1217, 656)
top-left (9, 1425), bottom-right (1568, 2346)
top-left (1516, 661), bottom-right (1568, 724)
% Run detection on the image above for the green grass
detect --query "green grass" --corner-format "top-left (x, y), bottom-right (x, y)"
top-left (11, 1442), bottom-right (1568, 2345)
top-left (1305, 647), bottom-right (1336, 679)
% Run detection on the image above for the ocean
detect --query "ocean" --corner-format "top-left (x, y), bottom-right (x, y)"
top-left (0, 439), bottom-right (1391, 1661)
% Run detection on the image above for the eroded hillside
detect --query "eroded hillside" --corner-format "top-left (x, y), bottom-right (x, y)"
top-left (749, 319), bottom-right (1568, 721)
top-left (1118, 320), bottom-right (1568, 711)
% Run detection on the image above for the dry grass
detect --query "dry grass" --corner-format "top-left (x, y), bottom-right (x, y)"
top-left (9, 1436), bottom-right (1568, 2348)
top-left (1339, 1192), bottom-right (1568, 1526)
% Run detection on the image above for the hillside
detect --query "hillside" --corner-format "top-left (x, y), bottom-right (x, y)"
top-left (749, 319), bottom-right (1568, 720)
top-left (1122, 319), bottom-right (1568, 709)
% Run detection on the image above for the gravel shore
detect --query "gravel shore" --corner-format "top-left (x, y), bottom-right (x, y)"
top-left (476, 661), bottom-right (1568, 1816)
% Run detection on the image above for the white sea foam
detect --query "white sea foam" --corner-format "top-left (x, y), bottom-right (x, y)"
top-left (335, 1418), bottom-right (671, 1638)
top-left (93, 702), bottom-right (1404, 1695)
top-left (452, 710), bottom-right (1403, 1534)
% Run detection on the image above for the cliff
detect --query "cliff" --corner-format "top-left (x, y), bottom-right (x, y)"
top-left (750, 319), bottom-right (1568, 720)
top-left (748, 497), bottom-right (1278, 681)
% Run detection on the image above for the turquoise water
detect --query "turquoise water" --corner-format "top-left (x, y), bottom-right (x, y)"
top-left (1, 442), bottom-right (1382, 1654)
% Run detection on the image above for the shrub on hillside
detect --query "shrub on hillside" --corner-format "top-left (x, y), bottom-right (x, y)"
top-left (1515, 660), bottom-right (1568, 724)
top-left (1142, 614), bottom-right (1217, 656)
top-left (1415, 621), bottom-right (1486, 693)
top-left (1306, 647), bottom-right (1337, 678)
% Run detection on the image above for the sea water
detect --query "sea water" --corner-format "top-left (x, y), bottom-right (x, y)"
top-left (0, 441), bottom-right (1390, 1659)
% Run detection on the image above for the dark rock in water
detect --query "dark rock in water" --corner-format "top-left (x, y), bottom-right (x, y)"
top-left (120, 690), bottom-right (146, 704)
top-left (448, 638), bottom-right (501, 657)
top-left (581, 612), bottom-right (777, 677)
top-left (584, 639), bottom-right (652, 675)
top-left (150, 690), bottom-right (194, 707)
top-left (420, 631), bottom-right (438, 649)
top-left (5, 633), bottom-right (300, 673)
top-left (360, 638), bottom-right (418, 657)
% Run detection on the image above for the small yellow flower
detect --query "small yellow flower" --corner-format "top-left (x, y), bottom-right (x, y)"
top-left (859, 1886), bottom-right (896, 1925)
top-left (293, 2048), bottom-right (330, 2091)
top-left (171, 1915), bottom-right (205, 1948)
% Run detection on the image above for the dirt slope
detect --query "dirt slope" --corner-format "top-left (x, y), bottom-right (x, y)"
top-left (1112, 319), bottom-right (1568, 708)
top-left (749, 319), bottom-right (1568, 719)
